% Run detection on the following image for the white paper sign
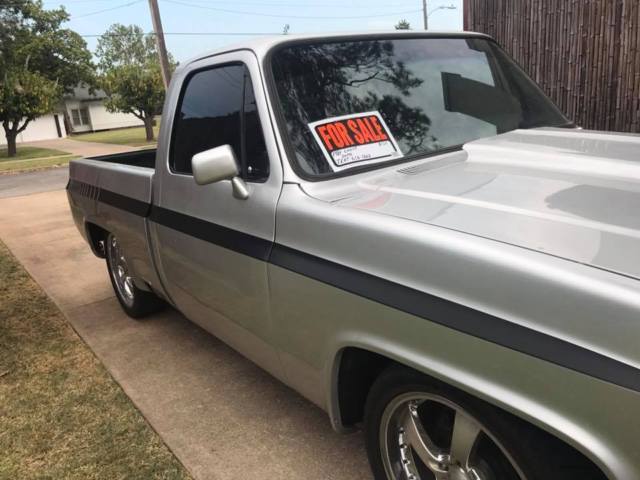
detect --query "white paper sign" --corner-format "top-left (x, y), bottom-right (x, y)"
top-left (308, 111), bottom-right (403, 171)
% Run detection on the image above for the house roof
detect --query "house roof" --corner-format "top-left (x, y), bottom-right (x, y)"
top-left (64, 84), bottom-right (107, 101)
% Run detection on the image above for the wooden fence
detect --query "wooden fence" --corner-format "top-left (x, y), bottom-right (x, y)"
top-left (464, 0), bottom-right (640, 133)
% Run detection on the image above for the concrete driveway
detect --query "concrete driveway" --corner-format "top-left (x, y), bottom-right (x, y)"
top-left (0, 176), bottom-right (370, 479)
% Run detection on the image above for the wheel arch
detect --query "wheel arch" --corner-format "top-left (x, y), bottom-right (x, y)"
top-left (85, 221), bottom-right (109, 258)
top-left (328, 340), bottom-right (616, 480)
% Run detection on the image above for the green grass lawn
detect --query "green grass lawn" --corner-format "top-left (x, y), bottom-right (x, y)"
top-left (0, 240), bottom-right (192, 480)
top-left (0, 146), bottom-right (75, 174)
top-left (0, 146), bottom-right (69, 161)
top-left (73, 125), bottom-right (160, 147)
top-left (0, 155), bottom-right (78, 174)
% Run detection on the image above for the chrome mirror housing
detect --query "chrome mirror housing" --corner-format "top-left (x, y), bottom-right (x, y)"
top-left (192, 145), bottom-right (239, 186)
top-left (191, 145), bottom-right (249, 199)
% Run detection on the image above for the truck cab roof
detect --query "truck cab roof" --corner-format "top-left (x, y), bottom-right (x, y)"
top-left (183, 30), bottom-right (493, 67)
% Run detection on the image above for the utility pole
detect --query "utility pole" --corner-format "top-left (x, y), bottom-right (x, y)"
top-left (148, 0), bottom-right (171, 91)
top-left (422, 0), bottom-right (428, 30)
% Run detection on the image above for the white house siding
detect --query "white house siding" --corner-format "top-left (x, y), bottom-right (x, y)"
top-left (0, 113), bottom-right (66, 146)
top-left (88, 103), bottom-right (143, 131)
top-left (64, 85), bottom-right (145, 134)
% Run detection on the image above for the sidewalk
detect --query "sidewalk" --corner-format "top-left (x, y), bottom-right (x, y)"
top-left (0, 187), bottom-right (370, 480)
top-left (24, 137), bottom-right (146, 157)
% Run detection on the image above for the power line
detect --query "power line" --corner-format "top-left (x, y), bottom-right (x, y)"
top-left (52, 0), bottom-right (134, 3)
top-left (49, 0), bottom-right (137, 3)
top-left (3, 0), bottom-right (427, 17)
top-left (39, 0), bottom-right (421, 6)
top-left (154, 0), bottom-right (421, 7)
top-left (162, 0), bottom-right (422, 20)
top-left (3, 0), bottom-right (437, 8)
top-left (2, 1), bottom-right (142, 19)
top-left (0, 0), bottom-right (130, 3)
top-left (71, 0), bottom-right (142, 19)
top-left (78, 31), bottom-right (280, 37)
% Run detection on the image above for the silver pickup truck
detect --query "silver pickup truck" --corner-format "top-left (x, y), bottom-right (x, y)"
top-left (67, 32), bottom-right (640, 480)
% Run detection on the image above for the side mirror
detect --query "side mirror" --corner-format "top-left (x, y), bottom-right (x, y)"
top-left (192, 145), bottom-right (239, 185)
top-left (191, 145), bottom-right (249, 199)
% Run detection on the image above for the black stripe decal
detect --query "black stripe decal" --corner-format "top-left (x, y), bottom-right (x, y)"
top-left (68, 180), bottom-right (150, 217)
top-left (270, 244), bottom-right (640, 393)
top-left (69, 180), bottom-right (640, 392)
top-left (69, 181), bottom-right (270, 260)
top-left (99, 189), bottom-right (151, 217)
top-left (149, 206), bottom-right (272, 261)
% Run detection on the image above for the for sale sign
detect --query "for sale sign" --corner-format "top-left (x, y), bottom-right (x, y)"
top-left (308, 111), bottom-right (403, 171)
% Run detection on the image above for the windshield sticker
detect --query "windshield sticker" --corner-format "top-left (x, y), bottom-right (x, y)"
top-left (308, 111), bottom-right (403, 171)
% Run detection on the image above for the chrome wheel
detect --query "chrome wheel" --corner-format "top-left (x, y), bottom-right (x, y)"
top-left (380, 393), bottom-right (527, 480)
top-left (106, 234), bottom-right (135, 308)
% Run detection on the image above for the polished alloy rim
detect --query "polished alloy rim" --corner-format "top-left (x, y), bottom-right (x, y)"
top-left (380, 392), bottom-right (527, 480)
top-left (107, 235), bottom-right (135, 307)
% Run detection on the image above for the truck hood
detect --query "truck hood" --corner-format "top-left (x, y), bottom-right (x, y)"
top-left (309, 128), bottom-right (640, 280)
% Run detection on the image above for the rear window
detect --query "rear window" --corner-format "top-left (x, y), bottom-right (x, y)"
top-left (271, 36), bottom-right (569, 178)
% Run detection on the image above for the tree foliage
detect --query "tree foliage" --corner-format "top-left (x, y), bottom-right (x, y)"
top-left (395, 19), bottom-right (411, 30)
top-left (0, 0), bottom-right (93, 156)
top-left (95, 24), bottom-right (158, 71)
top-left (0, 70), bottom-right (60, 136)
top-left (96, 24), bottom-right (174, 141)
top-left (101, 65), bottom-right (165, 140)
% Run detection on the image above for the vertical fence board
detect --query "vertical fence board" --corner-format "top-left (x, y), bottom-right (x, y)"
top-left (464, 0), bottom-right (640, 132)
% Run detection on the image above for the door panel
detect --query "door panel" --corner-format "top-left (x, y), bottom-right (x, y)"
top-left (150, 52), bottom-right (284, 378)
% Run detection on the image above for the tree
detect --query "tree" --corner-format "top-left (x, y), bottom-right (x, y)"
top-left (0, 1), bottom-right (93, 156)
top-left (101, 64), bottom-right (165, 142)
top-left (95, 24), bottom-right (158, 71)
top-left (96, 24), bottom-right (174, 141)
top-left (395, 19), bottom-right (411, 30)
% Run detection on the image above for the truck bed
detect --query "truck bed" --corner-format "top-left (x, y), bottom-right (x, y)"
top-left (87, 148), bottom-right (156, 169)
top-left (67, 150), bottom-right (162, 298)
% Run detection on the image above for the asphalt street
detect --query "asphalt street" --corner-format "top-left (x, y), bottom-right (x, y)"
top-left (0, 166), bottom-right (69, 199)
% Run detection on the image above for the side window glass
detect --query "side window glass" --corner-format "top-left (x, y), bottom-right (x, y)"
top-left (171, 63), bottom-right (269, 182)
top-left (171, 65), bottom-right (244, 174)
top-left (242, 71), bottom-right (269, 181)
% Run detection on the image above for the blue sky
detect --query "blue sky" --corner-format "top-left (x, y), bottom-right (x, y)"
top-left (48, 0), bottom-right (464, 61)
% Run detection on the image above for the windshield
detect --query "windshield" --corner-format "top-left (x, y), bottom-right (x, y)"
top-left (271, 36), bottom-right (570, 178)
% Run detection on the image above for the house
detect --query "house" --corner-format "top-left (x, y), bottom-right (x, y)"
top-left (63, 85), bottom-right (144, 134)
top-left (0, 112), bottom-right (67, 146)
top-left (1, 84), bottom-right (145, 147)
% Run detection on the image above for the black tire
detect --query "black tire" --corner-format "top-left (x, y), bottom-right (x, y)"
top-left (105, 233), bottom-right (164, 318)
top-left (364, 366), bottom-right (604, 480)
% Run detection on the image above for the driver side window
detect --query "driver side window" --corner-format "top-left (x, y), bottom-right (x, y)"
top-left (170, 63), bottom-right (269, 182)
